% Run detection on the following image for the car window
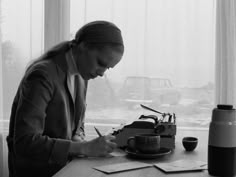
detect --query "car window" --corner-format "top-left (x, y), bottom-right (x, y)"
top-left (151, 78), bottom-right (172, 89)
top-left (125, 77), bottom-right (150, 90)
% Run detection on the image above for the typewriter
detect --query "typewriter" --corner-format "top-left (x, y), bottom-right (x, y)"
top-left (112, 104), bottom-right (177, 149)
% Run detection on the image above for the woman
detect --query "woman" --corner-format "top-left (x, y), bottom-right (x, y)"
top-left (7, 21), bottom-right (124, 177)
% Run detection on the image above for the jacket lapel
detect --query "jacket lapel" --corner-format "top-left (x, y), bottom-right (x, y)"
top-left (52, 52), bottom-right (75, 106)
top-left (51, 51), bottom-right (87, 134)
top-left (66, 74), bottom-right (76, 104)
top-left (73, 75), bottom-right (87, 134)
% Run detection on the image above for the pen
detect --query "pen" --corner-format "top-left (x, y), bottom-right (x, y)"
top-left (94, 126), bottom-right (102, 137)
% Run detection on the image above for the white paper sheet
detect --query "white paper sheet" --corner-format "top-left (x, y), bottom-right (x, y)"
top-left (93, 161), bottom-right (152, 174)
top-left (154, 159), bottom-right (207, 173)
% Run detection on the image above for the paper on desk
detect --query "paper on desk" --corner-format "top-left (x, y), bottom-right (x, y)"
top-left (154, 159), bottom-right (207, 173)
top-left (93, 161), bottom-right (152, 174)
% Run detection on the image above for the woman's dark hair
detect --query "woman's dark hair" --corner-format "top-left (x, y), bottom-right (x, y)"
top-left (27, 21), bottom-right (124, 69)
top-left (81, 42), bottom-right (124, 54)
top-left (73, 21), bottom-right (124, 54)
top-left (45, 21), bottom-right (124, 57)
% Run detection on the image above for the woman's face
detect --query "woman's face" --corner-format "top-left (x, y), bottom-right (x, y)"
top-left (75, 44), bottom-right (123, 80)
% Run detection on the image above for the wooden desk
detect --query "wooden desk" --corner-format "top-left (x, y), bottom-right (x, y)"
top-left (54, 129), bottom-right (211, 177)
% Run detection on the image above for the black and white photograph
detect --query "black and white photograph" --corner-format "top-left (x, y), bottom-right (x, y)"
top-left (0, 0), bottom-right (235, 177)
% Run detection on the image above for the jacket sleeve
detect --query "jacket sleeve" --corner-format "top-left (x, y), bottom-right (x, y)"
top-left (13, 67), bottom-right (71, 165)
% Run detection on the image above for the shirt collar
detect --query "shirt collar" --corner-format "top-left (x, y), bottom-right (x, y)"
top-left (66, 49), bottom-right (79, 75)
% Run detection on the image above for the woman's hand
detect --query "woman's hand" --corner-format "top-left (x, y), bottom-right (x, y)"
top-left (69, 134), bottom-right (117, 157)
top-left (81, 135), bottom-right (117, 157)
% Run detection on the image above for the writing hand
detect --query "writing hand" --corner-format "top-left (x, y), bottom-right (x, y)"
top-left (82, 134), bottom-right (117, 157)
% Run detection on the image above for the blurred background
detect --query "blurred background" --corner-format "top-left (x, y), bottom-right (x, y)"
top-left (4, 1), bottom-right (236, 176)
top-left (0, 0), bottom-right (215, 136)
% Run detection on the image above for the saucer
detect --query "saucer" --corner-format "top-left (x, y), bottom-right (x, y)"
top-left (125, 147), bottom-right (171, 159)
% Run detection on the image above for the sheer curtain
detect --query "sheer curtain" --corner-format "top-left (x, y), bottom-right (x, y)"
top-left (44, 0), bottom-right (70, 51)
top-left (0, 0), bottom-right (3, 131)
top-left (215, 0), bottom-right (236, 106)
top-left (0, 1), bottom-right (44, 176)
top-left (0, 0), bottom-right (44, 125)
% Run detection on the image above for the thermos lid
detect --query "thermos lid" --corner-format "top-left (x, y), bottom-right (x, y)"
top-left (209, 104), bottom-right (236, 147)
top-left (217, 104), bottom-right (233, 110)
top-left (212, 104), bottom-right (235, 122)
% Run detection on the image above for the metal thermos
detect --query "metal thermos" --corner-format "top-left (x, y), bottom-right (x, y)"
top-left (208, 104), bottom-right (236, 176)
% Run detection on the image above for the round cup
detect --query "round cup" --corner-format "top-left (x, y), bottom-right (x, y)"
top-left (182, 137), bottom-right (198, 151)
top-left (127, 134), bottom-right (160, 154)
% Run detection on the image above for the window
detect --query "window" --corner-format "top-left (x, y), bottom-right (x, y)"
top-left (70, 0), bottom-right (216, 138)
top-left (0, 0), bottom-right (215, 136)
top-left (0, 0), bottom-right (44, 131)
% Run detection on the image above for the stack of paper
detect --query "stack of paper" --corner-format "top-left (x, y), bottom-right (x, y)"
top-left (93, 161), bottom-right (152, 174)
top-left (154, 159), bottom-right (207, 173)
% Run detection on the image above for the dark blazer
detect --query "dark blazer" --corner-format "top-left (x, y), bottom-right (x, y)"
top-left (7, 48), bottom-right (87, 177)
